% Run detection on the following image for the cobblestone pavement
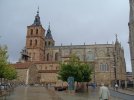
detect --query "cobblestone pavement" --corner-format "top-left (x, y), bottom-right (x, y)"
top-left (109, 87), bottom-right (134, 100)
top-left (0, 86), bottom-right (54, 100)
top-left (0, 86), bottom-right (132, 100)
top-left (114, 88), bottom-right (134, 95)
top-left (54, 87), bottom-right (122, 100)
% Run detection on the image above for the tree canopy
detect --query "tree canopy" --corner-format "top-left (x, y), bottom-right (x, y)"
top-left (3, 65), bottom-right (17, 80)
top-left (58, 54), bottom-right (93, 82)
top-left (0, 45), bottom-right (17, 80)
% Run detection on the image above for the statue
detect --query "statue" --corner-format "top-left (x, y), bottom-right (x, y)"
top-left (20, 47), bottom-right (30, 62)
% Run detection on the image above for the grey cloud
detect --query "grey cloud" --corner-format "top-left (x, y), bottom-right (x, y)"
top-left (0, 0), bottom-right (131, 71)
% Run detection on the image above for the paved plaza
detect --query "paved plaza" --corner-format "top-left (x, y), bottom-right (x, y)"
top-left (1, 86), bottom-right (132, 100)
top-left (55, 87), bottom-right (123, 100)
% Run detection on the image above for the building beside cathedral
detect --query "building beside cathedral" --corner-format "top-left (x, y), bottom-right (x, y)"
top-left (129, 0), bottom-right (134, 81)
top-left (14, 9), bottom-right (126, 86)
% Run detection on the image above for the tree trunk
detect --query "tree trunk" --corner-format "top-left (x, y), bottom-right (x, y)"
top-left (75, 82), bottom-right (87, 92)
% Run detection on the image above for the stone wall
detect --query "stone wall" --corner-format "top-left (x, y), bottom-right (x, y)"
top-left (16, 69), bottom-right (27, 84)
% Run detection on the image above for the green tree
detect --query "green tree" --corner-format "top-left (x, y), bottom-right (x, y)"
top-left (77, 63), bottom-right (92, 82)
top-left (58, 54), bottom-right (93, 82)
top-left (0, 45), bottom-right (17, 82)
top-left (0, 46), bottom-right (8, 81)
top-left (3, 65), bottom-right (17, 80)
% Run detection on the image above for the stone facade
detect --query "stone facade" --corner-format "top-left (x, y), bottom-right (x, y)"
top-left (35, 62), bottom-right (59, 84)
top-left (42, 43), bottom-right (126, 85)
top-left (129, 0), bottom-right (134, 80)
top-left (12, 62), bottom-right (40, 85)
top-left (16, 9), bottom-right (126, 86)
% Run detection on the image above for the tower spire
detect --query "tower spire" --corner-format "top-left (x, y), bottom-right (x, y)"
top-left (115, 33), bottom-right (120, 45)
top-left (48, 22), bottom-right (50, 29)
top-left (46, 22), bottom-right (53, 39)
top-left (45, 23), bottom-right (55, 46)
top-left (32, 7), bottom-right (41, 26)
top-left (115, 33), bottom-right (118, 42)
top-left (37, 6), bottom-right (39, 15)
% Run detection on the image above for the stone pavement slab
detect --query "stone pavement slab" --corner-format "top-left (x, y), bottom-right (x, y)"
top-left (110, 87), bottom-right (134, 95)
top-left (0, 86), bottom-right (130, 100)
top-left (0, 86), bottom-right (53, 100)
top-left (54, 87), bottom-right (122, 100)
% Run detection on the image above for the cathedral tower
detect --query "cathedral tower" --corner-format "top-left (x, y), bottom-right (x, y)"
top-left (45, 23), bottom-right (55, 47)
top-left (129, 0), bottom-right (134, 78)
top-left (26, 8), bottom-right (45, 61)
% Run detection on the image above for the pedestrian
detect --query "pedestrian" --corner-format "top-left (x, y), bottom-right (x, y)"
top-left (121, 81), bottom-right (125, 89)
top-left (115, 83), bottom-right (118, 91)
top-left (99, 83), bottom-right (110, 100)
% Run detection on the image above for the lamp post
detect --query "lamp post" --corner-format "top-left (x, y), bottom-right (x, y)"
top-left (113, 51), bottom-right (117, 84)
top-left (113, 66), bottom-right (116, 83)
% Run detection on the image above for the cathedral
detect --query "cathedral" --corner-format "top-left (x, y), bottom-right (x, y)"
top-left (13, 9), bottom-right (126, 86)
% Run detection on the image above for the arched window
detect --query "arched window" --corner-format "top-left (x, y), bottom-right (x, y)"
top-left (105, 64), bottom-right (109, 71)
top-left (31, 29), bottom-right (33, 35)
top-left (76, 51), bottom-right (83, 61)
top-left (30, 40), bottom-right (32, 46)
top-left (100, 63), bottom-right (103, 71)
top-left (45, 41), bottom-right (47, 46)
top-left (100, 63), bottom-right (109, 72)
top-left (55, 53), bottom-right (58, 61)
top-left (47, 53), bottom-right (49, 61)
top-left (86, 51), bottom-right (94, 61)
top-left (48, 41), bottom-right (51, 46)
top-left (36, 29), bottom-right (38, 34)
top-left (35, 39), bottom-right (37, 46)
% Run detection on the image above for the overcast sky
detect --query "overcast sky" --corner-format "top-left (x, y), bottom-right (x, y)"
top-left (0, 0), bottom-right (132, 72)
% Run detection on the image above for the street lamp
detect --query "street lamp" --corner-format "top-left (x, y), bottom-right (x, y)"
top-left (113, 66), bottom-right (117, 83)
top-left (113, 50), bottom-right (117, 84)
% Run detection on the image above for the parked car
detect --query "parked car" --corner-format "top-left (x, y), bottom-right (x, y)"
top-left (88, 83), bottom-right (96, 89)
top-left (54, 81), bottom-right (68, 91)
top-left (0, 83), bottom-right (11, 90)
top-left (0, 85), bottom-right (5, 90)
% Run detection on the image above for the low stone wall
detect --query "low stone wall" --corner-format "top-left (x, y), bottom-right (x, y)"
top-left (0, 88), bottom-right (14, 97)
top-left (0, 90), bottom-right (7, 96)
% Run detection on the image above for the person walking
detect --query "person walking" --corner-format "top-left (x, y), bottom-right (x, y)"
top-left (115, 83), bottom-right (118, 91)
top-left (99, 83), bottom-right (110, 100)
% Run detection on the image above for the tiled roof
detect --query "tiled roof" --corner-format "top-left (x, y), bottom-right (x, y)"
top-left (38, 70), bottom-right (59, 73)
top-left (11, 62), bottom-right (34, 69)
top-left (33, 61), bottom-right (59, 64)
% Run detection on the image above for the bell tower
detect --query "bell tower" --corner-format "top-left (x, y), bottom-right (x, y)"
top-left (45, 23), bottom-right (55, 47)
top-left (26, 8), bottom-right (45, 61)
